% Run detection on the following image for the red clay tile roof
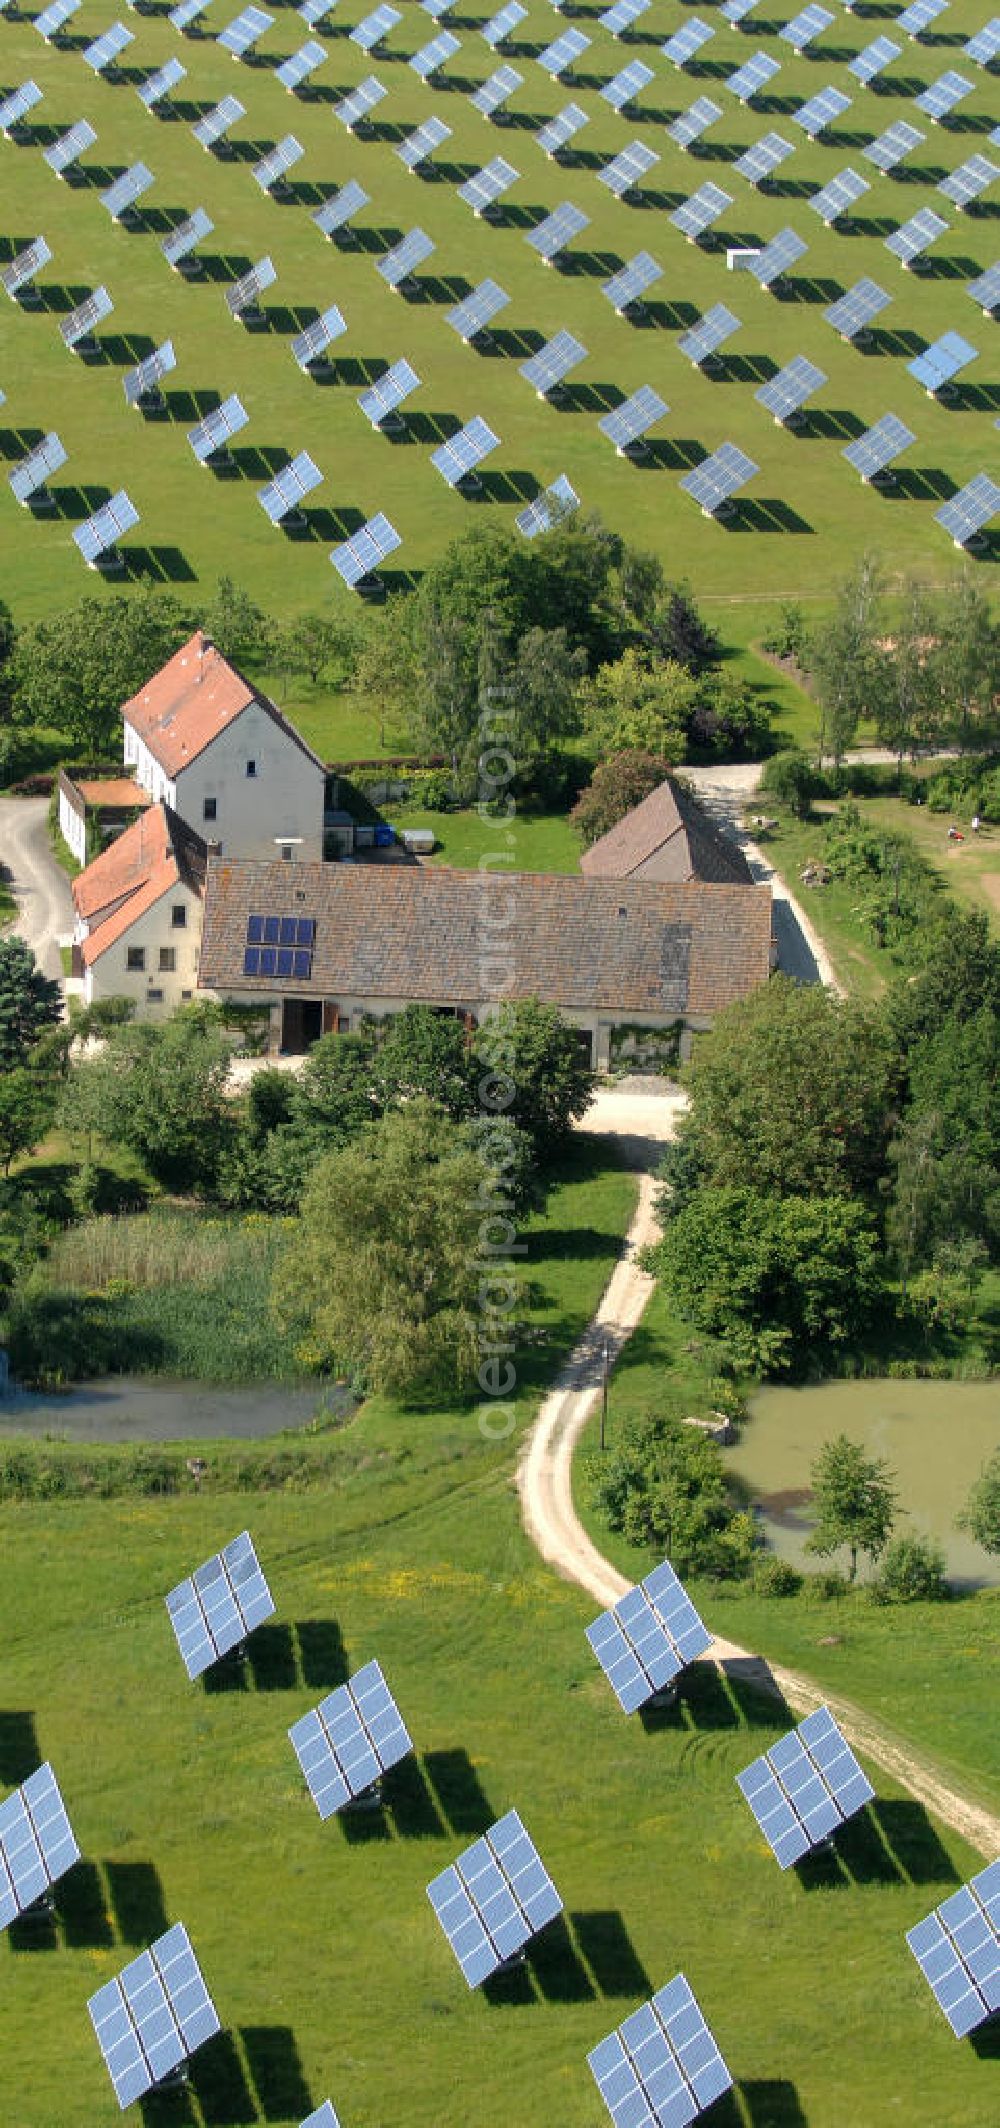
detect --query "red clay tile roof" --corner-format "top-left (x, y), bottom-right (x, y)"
top-left (198, 859), bottom-right (772, 1019)
top-left (73, 804), bottom-right (206, 966)
top-left (120, 631), bottom-right (323, 779)
top-left (580, 776), bottom-right (753, 886)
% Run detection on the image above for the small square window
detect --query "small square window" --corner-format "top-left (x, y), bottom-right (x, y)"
top-left (159, 947), bottom-right (176, 974)
top-left (203, 796), bottom-right (217, 822)
top-left (181, 989), bottom-right (192, 1000)
top-left (147, 987), bottom-right (164, 1003)
top-left (246, 760), bottom-right (257, 779)
top-left (171, 904), bottom-right (187, 929)
top-left (126, 946), bottom-right (145, 973)
top-left (280, 845), bottom-right (293, 861)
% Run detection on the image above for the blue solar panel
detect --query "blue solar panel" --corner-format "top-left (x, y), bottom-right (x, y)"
top-left (359, 358), bottom-right (420, 426)
top-left (1, 237), bottom-right (51, 299)
top-left (166, 1530), bottom-right (275, 1678)
top-left (967, 262), bottom-right (1000, 315)
top-left (101, 163), bottom-right (154, 222)
top-left (276, 40), bottom-right (326, 91)
top-left (313, 180), bottom-right (369, 237)
top-left (515, 473), bottom-right (578, 537)
top-left (680, 442), bottom-right (757, 515)
top-left (737, 1705), bottom-right (875, 1868)
top-left (471, 65), bottom-right (522, 116)
top-left (60, 285), bottom-right (113, 349)
top-left (89, 1925), bottom-right (220, 2109)
top-left (482, 1), bottom-right (526, 46)
top-left (226, 256), bottom-right (277, 316)
top-left (74, 491), bottom-right (140, 567)
top-left (10, 431), bottom-right (67, 502)
top-left (915, 69), bottom-right (972, 121)
top-left (0, 1764), bottom-right (80, 1925)
top-left (427, 1809), bottom-right (562, 1987)
top-left (193, 95), bottom-right (246, 150)
top-left (886, 207), bottom-right (948, 267)
top-left (720, 0), bottom-right (758, 19)
top-left (589, 1973), bottom-right (733, 2127)
top-left (587, 1561), bottom-right (711, 1714)
top-left (935, 474), bottom-right (1000, 548)
top-left (601, 60), bottom-right (654, 112)
top-left (44, 118), bottom-right (97, 174)
top-left (377, 229), bottom-right (435, 289)
top-left (536, 103), bottom-right (588, 157)
top-left (83, 23), bottom-right (133, 73)
top-left (334, 75), bottom-right (386, 129)
top-left (301, 2106), bottom-right (342, 2128)
top-left (794, 85), bottom-right (851, 138)
top-left (842, 413), bottom-right (915, 481)
top-left (602, 252), bottom-right (662, 312)
top-left (863, 120), bottom-right (923, 173)
top-left (289, 1659), bottom-right (413, 1816)
top-left (411, 27), bottom-right (459, 75)
top-left (397, 116), bottom-right (452, 169)
top-left (431, 417), bottom-right (499, 486)
top-left (670, 182), bottom-right (732, 241)
top-left (908, 1860), bottom-right (1000, 2037)
top-left (601, 0), bottom-right (648, 32)
top-left (965, 19), bottom-right (1000, 66)
top-left (755, 354), bottom-right (825, 422)
top-left (34, 0), bottom-right (79, 39)
top-left (810, 168), bottom-right (868, 225)
top-left (170, 0), bottom-right (209, 28)
top-left (939, 156), bottom-right (998, 210)
top-left (781, 3), bottom-right (832, 49)
top-left (520, 330), bottom-right (586, 395)
top-left (599, 141), bottom-right (659, 198)
top-left (447, 279), bottom-right (509, 339)
top-left (253, 135), bottom-right (305, 194)
top-left (849, 35), bottom-right (900, 85)
top-left (162, 208), bottom-right (213, 270)
top-left (217, 3), bottom-right (273, 55)
top-left (259, 452), bottom-right (323, 524)
top-left (0, 80), bottom-right (43, 133)
top-left (123, 341), bottom-right (176, 408)
top-left (825, 277), bottom-right (891, 340)
top-left (330, 512), bottom-right (401, 586)
top-left (189, 395), bottom-right (249, 463)
top-left (292, 305), bottom-right (347, 369)
top-left (663, 18), bottom-right (714, 68)
top-left (726, 50), bottom-right (780, 101)
top-left (538, 27), bottom-right (590, 76)
top-left (749, 227), bottom-right (807, 288)
top-left (678, 303), bottom-right (740, 366)
top-left (458, 157), bottom-right (519, 213)
top-left (898, 0), bottom-right (946, 31)
top-left (734, 132), bottom-right (795, 186)
top-left (908, 330), bottom-right (977, 392)
top-left (526, 202), bottom-right (590, 261)
top-left (351, 1), bottom-right (400, 48)
top-left (668, 98), bottom-right (722, 150)
top-left (138, 57), bottom-right (186, 109)
top-left (599, 386), bottom-right (667, 451)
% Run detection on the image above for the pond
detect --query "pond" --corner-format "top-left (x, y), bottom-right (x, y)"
top-left (726, 1378), bottom-right (1000, 1587)
top-left (0, 1378), bottom-right (352, 1444)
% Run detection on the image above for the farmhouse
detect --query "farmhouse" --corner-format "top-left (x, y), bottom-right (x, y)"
top-left (581, 775), bottom-right (755, 887)
top-left (71, 803), bottom-right (206, 1013)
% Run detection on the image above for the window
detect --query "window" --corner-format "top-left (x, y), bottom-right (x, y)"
top-left (280, 845), bottom-right (293, 861)
top-left (171, 904), bottom-right (187, 929)
top-left (246, 759), bottom-right (257, 779)
top-left (181, 989), bottom-right (192, 1000)
top-left (159, 947), bottom-right (176, 974)
top-left (126, 946), bottom-right (145, 973)
top-left (147, 987), bottom-right (164, 1003)
top-left (203, 797), bottom-right (217, 823)
top-left (337, 1016), bottom-right (349, 1034)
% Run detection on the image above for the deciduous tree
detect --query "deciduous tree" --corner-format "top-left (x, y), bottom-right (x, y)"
top-left (958, 1450), bottom-right (1000, 1557)
top-left (570, 751), bottom-right (674, 847)
top-left (0, 937), bottom-right (61, 1072)
top-left (806, 1433), bottom-right (897, 1581)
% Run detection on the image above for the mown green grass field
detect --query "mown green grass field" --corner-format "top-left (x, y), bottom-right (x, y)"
top-left (0, 0), bottom-right (997, 628)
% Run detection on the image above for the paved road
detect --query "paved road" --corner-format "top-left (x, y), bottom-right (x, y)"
top-left (0, 795), bottom-right (74, 982)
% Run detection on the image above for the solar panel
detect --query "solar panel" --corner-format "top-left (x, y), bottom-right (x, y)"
top-left (885, 206), bottom-right (948, 267)
top-left (965, 18), bottom-right (1000, 66)
top-left (226, 257), bottom-right (277, 319)
top-left (908, 329), bottom-right (977, 392)
top-left (217, 3), bottom-right (274, 55)
top-left (794, 85), bottom-right (851, 138)
top-left (470, 65), bottom-right (522, 117)
top-left (726, 50), bottom-right (780, 101)
top-left (60, 285), bottom-right (113, 349)
top-left (301, 2105), bottom-right (343, 2128)
top-left (83, 24), bottom-right (134, 74)
top-left (458, 157), bottom-right (519, 214)
top-left (193, 96), bottom-right (246, 150)
top-left (34, 0), bottom-right (79, 38)
top-left (599, 140), bottom-right (659, 198)
top-left (123, 340), bottom-right (176, 408)
top-left (897, 0), bottom-right (946, 30)
top-left (668, 97), bottom-right (722, 150)
top-left (720, 0), bottom-right (759, 21)
top-left (916, 70), bottom-right (973, 121)
top-left (1, 237), bottom-right (51, 299)
top-left (936, 473), bottom-right (1000, 549)
top-left (599, 385), bottom-right (667, 452)
top-left (737, 1705), bottom-right (875, 1868)
top-left (299, 0), bottom-right (336, 22)
top-left (377, 228), bottom-right (435, 289)
top-left (138, 57), bottom-right (186, 109)
top-left (397, 116), bottom-right (452, 169)
top-left (421, 0), bottom-right (451, 15)
top-left (313, 180), bottom-right (369, 236)
top-left (252, 134), bottom-right (305, 194)
top-left (520, 329), bottom-right (587, 396)
top-left (74, 490), bottom-right (139, 567)
top-left (166, 1530), bottom-right (274, 1675)
top-left (733, 132), bottom-right (795, 187)
top-left (188, 396), bottom-right (250, 465)
top-left (589, 1973), bottom-right (733, 2127)
top-left (89, 1925), bottom-right (220, 2109)
top-left (526, 201), bottom-right (590, 261)
top-left (100, 163), bottom-right (155, 223)
top-left (967, 261), bottom-right (1000, 315)
top-left (756, 353), bottom-right (826, 423)
top-left (44, 118), bottom-right (96, 174)
top-left (601, 60), bottom-right (654, 112)
top-left (431, 416), bottom-right (499, 487)
top-left (602, 251), bottom-right (662, 311)
top-left (680, 441), bottom-right (757, 515)
top-left (536, 102), bottom-right (588, 157)
top-left (670, 182), bottom-right (732, 241)
top-left (243, 913), bottom-right (315, 976)
top-left (842, 412), bottom-right (915, 481)
top-left (0, 80), bottom-right (43, 135)
top-left (748, 226), bottom-right (808, 288)
top-left (427, 1810), bottom-right (562, 1987)
top-left (825, 276), bottom-right (891, 340)
top-left (515, 472), bottom-right (578, 537)
top-left (482, 1), bottom-right (526, 48)
top-left (586, 1562), bottom-right (711, 1714)
top-left (257, 452), bottom-right (322, 525)
top-left (908, 1860), bottom-right (1000, 2037)
top-left (162, 207), bottom-right (213, 270)
top-left (292, 304), bottom-right (347, 369)
top-left (678, 302), bottom-right (740, 365)
top-left (447, 278), bottom-right (509, 339)
top-left (352, 1), bottom-right (399, 47)
top-left (169, 0), bottom-right (209, 29)
top-left (10, 431), bottom-right (68, 505)
top-left (359, 357), bottom-right (420, 427)
top-left (939, 155), bottom-right (998, 210)
top-left (0, 1764), bottom-right (79, 1925)
top-left (809, 167), bottom-right (868, 225)
top-left (538, 28), bottom-right (590, 76)
top-left (331, 511), bottom-right (402, 587)
top-left (289, 1659), bottom-right (413, 1815)
top-left (334, 75), bottom-right (387, 129)
top-left (601, 0), bottom-right (648, 33)
top-left (864, 120), bottom-right (924, 172)
top-left (849, 34), bottom-right (900, 84)
top-left (276, 40), bottom-right (326, 91)
top-left (781, 2), bottom-right (832, 47)
top-left (662, 18), bottom-right (714, 68)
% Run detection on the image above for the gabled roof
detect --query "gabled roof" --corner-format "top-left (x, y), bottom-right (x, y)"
top-left (120, 631), bottom-right (324, 780)
top-left (198, 859), bottom-right (772, 1019)
top-left (580, 775), bottom-right (753, 886)
top-left (72, 804), bottom-right (207, 966)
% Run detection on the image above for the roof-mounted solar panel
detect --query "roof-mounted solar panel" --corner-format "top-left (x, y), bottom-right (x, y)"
top-left (83, 23), bottom-right (134, 74)
top-left (936, 474), bottom-right (1000, 550)
top-left (601, 59), bottom-right (654, 113)
top-left (123, 340), bottom-right (176, 408)
top-left (331, 512), bottom-right (402, 588)
top-left (781, 2), bottom-right (832, 48)
top-left (916, 70), bottom-right (973, 122)
top-left (377, 228), bottom-right (435, 290)
top-left (60, 284), bottom-right (113, 349)
top-left (138, 57), bottom-right (186, 110)
top-left (166, 1531), bottom-right (273, 1674)
top-left (733, 132), bottom-right (795, 187)
top-left (515, 472), bottom-right (578, 537)
top-left (842, 412), bottom-right (915, 483)
top-left (34, 0), bottom-right (80, 40)
top-left (670, 182), bottom-right (732, 242)
top-left (0, 1764), bottom-right (79, 1924)
top-left (668, 96), bottom-right (722, 150)
top-left (678, 302), bottom-right (740, 367)
top-left (482, 1), bottom-right (526, 48)
top-left (602, 251), bottom-right (662, 313)
top-left (259, 453), bottom-right (323, 526)
top-left (458, 156), bottom-right (519, 215)
top-left (470, 65), bottom-right (522, 117)
top-left (599, 384), bottom-right (667, 455)
top-left (44, 118), bottom-right (96, 175)
top-left (289, 1659), bottom-right (413, 1814)
top-left (587, 1562), bottom-right (711, 1713)
top-left (397, 116), bottom-right (452, 170)
top-left (0, 80), bottom-right (43, 136)
top-left (967, 262), bottom-right (1000, 316)
top-left (170, 0), bottom-right (210, 29)
top-left (351, 2), bottom-right (400, 49)
top-left (217, 3), bottom-right (274, 55)
top-left (794, 85), bottom-right (851, 138)
top-left (589, 1973), bottom-right (733, 2127)
top-left (965, 19), bottom-right (1000, 66)
top-left (276, 39), bottom-right (327, 91)
top-left (447, 278), bottom-right (509, 340)
top-left (520, 328), bottom-right (587, 397)
top-left (292, 304), bottom-right (347, 370)
top-left (908, 1860), bottom-right (1000, 2038)
top-left (599, 140), bottom-right (658, 199)
top-left (680, 441), bottom-right (757, 517)
top-left (1, 236), bottom-right (52, 300)
top-left (74, 490), bottom-right (139, 567)
top-left (864, 120), bottom-right (924, 172)
top-left (726, 49), bottom-right (780, 101)
top-left (536, 102), bottom-right (588, 157)
top-left (252, 134), bottom-right (305, 195)
top-left (432, 416), bottom-right (499, 488)
top-left (334, 75), bottom-right (387, 129)
top-left (89, 1925), bottom-right (220, 2108)
top-left (358, 357), bottom-right (420, 428)
top-left (226, 256), bottom-right (277, 318)
top-left (428, 1810), bottom-right (562, 1986)
top-left (100, 162), bottom-right (155, 223)
top-left (849, 35), bottom-right (900, 84)
top-left (825, 276), bottom-right (891, 340)
top-left (748, 226), bottom-right (808, 288)
top-left (939, 155), bottom-right (998, 211)
top-left (662, 17), bottom-right (714, 68)
top-left (538, 27), bottom-right (590, 77)
top-left (809, 167), bottom-right (869, 225)
top-left (242, 912), bottom-right (315, 978)
top-left (526, 201), bottom-right (590, 263)
top-left (162, 207), bottom-right (214, 270)
top-left (737, 1705), bottom-right (875, 1867)
top-left (886, 206), bottom-right (948, 268)
top-left (898, 0), bottom-right (947, 31)
top-left (193, 95), bottom-right (246, 151)
top-left (10, 431), bottom-right (67, 509)
top-left (313, 179), bottom-right (370, 238)
top-left (756, 353), bottom-right (826, 424)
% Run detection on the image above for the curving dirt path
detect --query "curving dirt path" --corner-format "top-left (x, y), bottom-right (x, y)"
top-left (518, 1099), bottom-right (1000, 1863)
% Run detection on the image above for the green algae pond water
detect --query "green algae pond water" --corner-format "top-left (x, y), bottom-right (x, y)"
top-left (726, 1380), bottom-right (1000, 1588)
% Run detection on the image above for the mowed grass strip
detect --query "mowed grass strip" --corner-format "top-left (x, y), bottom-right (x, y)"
top-left (0, 0), bottom-right (997, 619)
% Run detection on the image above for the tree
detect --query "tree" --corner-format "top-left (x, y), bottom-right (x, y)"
top-left (274, 612), bottom-right (356, 690)
top-left (958, 1450), bottom-right (1000, 1556)
top-left (805, 1434), bottom-right (897, 1582)
top-left (0, 1067), bottom-right (54, 1175)
top-left (201, 577), bottom-right (276, 669)
top-left (759, 750), bottom-right (819, 818)
top-left (581, 650), bottom-right (698, 758)
top-left (569, 751), bottom-right (674, 848)
top-left (0, 937), bottom-right (61, 1072)
top-left (931, 571), bottom-right (998, 748)
top-left (874, 1534), bottom-right (948, 1604)
top-left (65, 1006), bottom-right (233, 1190)
top-left (589, 1412), bottom-right (756, 1576)
top-left (644, 584), bottom-right (722, 675)
top-left (809, 555), bottom-right (885, 766)
top-left (352, 601), bottom-right (420, 751)
top-left (505, 625), bottom-right (587, 761)
top-left (374, 1005), bottom-right (475, 1117)
top-left (874, 578), bottom-right (942, 776)
top-left (473, 1000), bottom-right (596, 1155)
top-left (271, 1101), bottom-right (485, 1395)
top-left (11, 590), bottom-right (190, 752)
top-left (686, 672), bottom-right (772, 762)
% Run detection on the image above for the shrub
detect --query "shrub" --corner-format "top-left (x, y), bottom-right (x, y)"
top-left (752, 1556), bottom-right (803, 1598)
top-left (759, 750), bottom-right (819, 818)
top-left (871, 1533), bottom-right (949, 1605)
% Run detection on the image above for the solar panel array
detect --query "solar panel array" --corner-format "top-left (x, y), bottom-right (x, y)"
top-left (0, 1764), bottom-right (79, 1922)
top-left (864, 121), bottom-right (924, 174)
top-left (736, 1706), bottom-right (875, 1868)
top-left (427, 1810), bottom-right (562, 1986)
top-left (810, 168), bottom-right (869, 226)
top-left (377, 228), bottom-right (435, 289)
top-left (351, 2), bottom-right (400, 51)
top-left (60, 284), bottom-right (113, 349)
top-left (188, 393), bottom-right (249, 463)
top-left (755, 354), bottom-right (826, 423)
top-left (679, 303), bottom-right (741, 367)
top-left (965, 18), bottom-right (1000, 65)
top-left (458, 157), bottom-right (519, 215)
top-left (334, 75), bottom-right (386, 130)
top-left (601, 60), bottom-right (654, 114)
top-left (302, 2104), bottom-right (342, 2128)
top-left (589, 1974), bottom-right (733, 2128)
top-left (748, 227), bottom-right (808, 289)
top-left (886, 207), bottom-right (949, 269)
top-left (193, 95), bottom-right (246, 151)
top-left (74, 489), bottom-right (139, 566)
top-left (10, 430), bottom-right (67, 503)
top-left (138, 57), bottom-right (186, 111)
top-left (536, 103), bottom-right (588, 157)
top-left (397, 116), bottom-right (451, 172)
top-left (259, 450), bottom-right (323, 524)
top-left (82, 22), bottom-right (133, 74)
top-left (915, 70), bottom-right (972, 123)
top-left (165, 1530), bottom-right (275, 1676)
top-left (825, 277), bottom-right (891, 340)
top-left (907, 1861), bottom-right (1000, 2037)
top-left (331, 511), bottom-right (402, 587)
top-left (276, 40), bottom-right (326, 94)
top-left (726, 49), bottom-right (780, 101)
top-left (515, 471), bottom-right (578, 537)
top-left (781, 3), bottom-right (833, 50)
top-left (935, 474), bottom-right (1000, 549)
top-left (670, 182), bottom-right (732, 242)
top-left (794, 85), bottom-right (851, 139)
top-left (252, 135), bottom-right (305, 196)
top-left (521, 329), bottom-right (587, 396)
top-left (599, 140), bottom-right (659, 200)
top-left (680, 441), bottom-right (757, 514)
top-left (226, 256), bottom-right (277, 317)
top-left (431, 415), bottom-right (499, 486)
top-left (668, 98), bottom-right (722, 152)
top-left (217, 3), bottom-right (273, 56)
top-left (908, 330), bottom-right (978, 394)
top-left (313, 179), bottom-right (369, 238)
top-left (123, 340), bottom-right (176, 408)
top-left (100, 163), bottom-right (155, 223)
top-left (89, 1925), bottom-right (220, 2108)
top-left (289, 1660), bottom-right (413, 1816)
top-left (602, 251), bottom-right (662, 313)
top-left (663, 18), bottom-right (714, 69)
top-left (162, 207), bottom-right (214, 271)
top-left (447, 278), bottom-right (509, 341)
top-left (734, 133), bottom-right (795, 188)
top-left (0, 78), bottom-right (43, 133)
top-left (538, 27), bottom-right (590, 78)
top-left (939, 156), bottom-right (999, 212)
top-left (897, 0), bottom-right (948, 30)
top-left (599, 384), bottom-right (667, 451)
top-left (482, 1), bottom-right (526, 49)
top-left (292, 305), bottom-right (347, 370)
top-left (43, 117), bottom-right (96, 174)
top-left (967, 263), bottom-right (1000, 316)
top-left (601, 0), bottom-right (648, 36)
top-left (471, 64), bottom-right (522, 116)
top-left (34, 0), bottom-right (79, 40)
top-left (849, 35), bottom-right (901, 85)
top-left (1, 236), bottom-right (51, 299)
top-left (586, 1562), bottom-right (711, 1713)
top-left (842, 413), bottom-right (916, 482)
top-left (526, 201), bottom-right (590, 262)
top-left (359, 357), bottom-right (420, 427)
